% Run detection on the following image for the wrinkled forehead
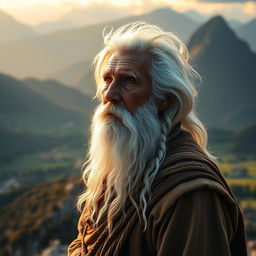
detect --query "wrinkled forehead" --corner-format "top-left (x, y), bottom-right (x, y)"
top-left (103, 50), bottom-right (151, 76)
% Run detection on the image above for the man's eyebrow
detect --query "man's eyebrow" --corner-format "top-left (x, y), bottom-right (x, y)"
top-left (103, 70), bottom-right (138, 79)
top-left (120, 71), bottom-right (137, 78)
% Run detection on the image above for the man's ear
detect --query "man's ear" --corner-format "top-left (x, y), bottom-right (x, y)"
top-left (156, 93), bottom-right (173, 111)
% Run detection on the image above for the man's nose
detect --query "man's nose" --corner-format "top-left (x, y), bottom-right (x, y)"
top-left (104, 82), bottom-right (121, 104)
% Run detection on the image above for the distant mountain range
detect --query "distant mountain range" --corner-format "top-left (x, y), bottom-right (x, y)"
top-left (1, 7), bottom-right (254, 80)
top-left (33, 19), bottom-right (76, 35)
top-left (236, 18), bottom-right (256, 52)
top-left (0, 9), bottom-right (36, 41)
top-left (33, 7), bottom-right (244, 36)
top-left (188, 16), bottom-right (256, 128)
top-left (0, 8), bottom-right (199, 79)
top-left (183, 10), bottom-right (242, 29)
top-left (34, 5), bottom-right (132, 34)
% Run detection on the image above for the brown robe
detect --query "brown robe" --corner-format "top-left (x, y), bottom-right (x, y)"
top-left (68, 124), bottom-right (247, 256)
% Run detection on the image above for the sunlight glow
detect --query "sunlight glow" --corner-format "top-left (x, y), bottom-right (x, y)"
top-left (0, 0), bottom-right (255, 25)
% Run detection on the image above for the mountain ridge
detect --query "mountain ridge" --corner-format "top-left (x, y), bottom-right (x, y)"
top-left (0, 73), bottom-right (89, 135)
top-left (0, 9), bottom-right (36, 41)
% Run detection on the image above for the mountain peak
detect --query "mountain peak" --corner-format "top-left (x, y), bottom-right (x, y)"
top-left (150, 7), bottom-right (175, 15)
top-left (205, 15), bottom-right (234, 36)
top-left (208, 15), bottom-right (226, 26)
top-left (148, 7), bottom-right (189, 19)
top-left (188, 15), bottom-right (236, 50)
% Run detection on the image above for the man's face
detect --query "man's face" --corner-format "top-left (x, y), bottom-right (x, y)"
top-left (101, 51), bottom-right (152, 113)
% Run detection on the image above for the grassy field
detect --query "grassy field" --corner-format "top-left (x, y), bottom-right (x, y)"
top-left (239, 199), bottom-right (256, 208)
top-left (208, 143), bottom-right (234, 156)
top-left (1, 154), bottom-right (72, 173)
top-left (0, 145), bottom-right (84, 189)
top-left (226, 178), bottom-right (256, 189)
top-left (219, 161), bottom-right (256, 177)
top-left (0, 113), bottom-right (87, 136)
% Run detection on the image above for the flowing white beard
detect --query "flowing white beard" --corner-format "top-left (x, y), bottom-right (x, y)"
top-left (81, 98), bottom-right (161, 229)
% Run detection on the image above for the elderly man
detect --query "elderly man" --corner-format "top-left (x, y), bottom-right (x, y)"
top-left (68, 22), bottom-right (247, 256)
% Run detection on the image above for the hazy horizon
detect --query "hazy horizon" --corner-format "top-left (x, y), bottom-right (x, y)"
top-left (0, 0), bottom-right (255, 26)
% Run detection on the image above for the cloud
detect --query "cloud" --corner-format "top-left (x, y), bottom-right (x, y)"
top-left (197, 0), bottom-right (256, 2)
top-left (0, 2), bottom-right (70, 25)
top-left (244, 0), bottom-right (256, 14)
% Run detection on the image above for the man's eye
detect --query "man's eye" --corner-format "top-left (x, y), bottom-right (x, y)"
top-left (104, 76), bottom-right (112, 84)
top-left (122, 76), bottom-right (137, 89)
top-left (125, 76), bottom-right (136, 84)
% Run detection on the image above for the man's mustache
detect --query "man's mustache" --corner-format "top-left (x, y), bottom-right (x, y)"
top-left (100, 103), bottom-right (131, 123)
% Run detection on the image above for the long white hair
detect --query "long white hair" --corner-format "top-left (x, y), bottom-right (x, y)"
top-left (77, 21), bottom-right (216, 230)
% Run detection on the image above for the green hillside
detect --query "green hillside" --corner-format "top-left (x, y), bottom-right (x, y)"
top-left (23, 77), bottom-right (96, 115)
top-left (0, 73), bottom-right (88, 135)
top-left (0, 129), bottom-right (62, 162)
top-left (0, 128), bottom-right (86, 163)
top-left (232, 124), bottom-right (256, 153)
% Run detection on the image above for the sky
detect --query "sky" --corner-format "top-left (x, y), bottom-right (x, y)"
top-left (0, 0), bottom-right (255, 25)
